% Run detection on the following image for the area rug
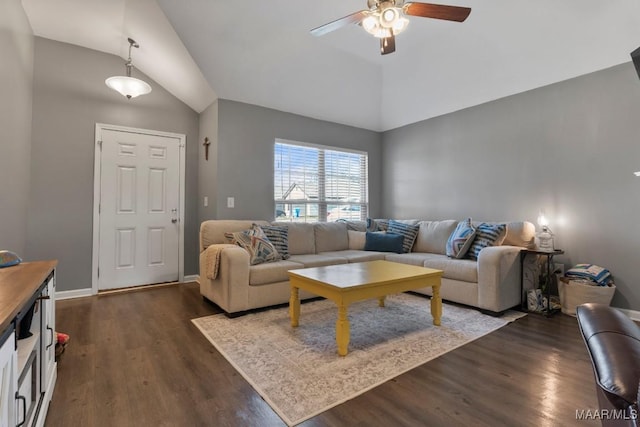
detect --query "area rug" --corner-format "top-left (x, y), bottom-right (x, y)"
top-left (192, 294), bottom-right (525, 426)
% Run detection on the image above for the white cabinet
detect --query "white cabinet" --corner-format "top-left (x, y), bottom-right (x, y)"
top-left (0, 330), bottom-right (17, 427)
top-left (0, 261), bottom-right (57, 427)
top-left (39, 276), bottom-right (56, 420)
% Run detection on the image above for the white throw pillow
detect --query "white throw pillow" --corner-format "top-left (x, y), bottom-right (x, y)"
top-left (348, 230), bottom-right (366, 250)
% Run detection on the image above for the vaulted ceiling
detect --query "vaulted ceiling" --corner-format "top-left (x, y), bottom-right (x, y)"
top-left (22, 0), bottom-right (640, 131)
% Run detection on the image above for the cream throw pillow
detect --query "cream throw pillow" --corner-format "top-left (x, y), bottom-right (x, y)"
top-left (348, 230), bottom-right (366, 250)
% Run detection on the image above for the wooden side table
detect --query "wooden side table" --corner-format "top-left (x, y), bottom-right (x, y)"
top-left (520, 249), bottom-right (564, 315)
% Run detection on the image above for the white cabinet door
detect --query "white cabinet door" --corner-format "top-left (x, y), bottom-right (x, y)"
top-left (41, 276), bottom-right (56, 396)
top-left (0, 331), bottom-right (17, 427)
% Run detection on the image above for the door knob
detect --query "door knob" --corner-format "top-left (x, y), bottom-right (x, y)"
top-left (171, 218), bottom-right (178, 223)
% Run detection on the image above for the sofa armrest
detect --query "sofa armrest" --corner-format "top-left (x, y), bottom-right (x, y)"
top-left (577, 303), bottom-right (640, 425)
top-left (477, 246), bottom-right (522, 312)
top-left (199, 245), bottom-right (251, 313)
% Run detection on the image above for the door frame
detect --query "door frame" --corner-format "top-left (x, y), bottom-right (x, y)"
top-left (92, 123), bottom-right (186, 294)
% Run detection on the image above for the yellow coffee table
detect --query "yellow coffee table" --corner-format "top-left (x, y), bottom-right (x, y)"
top-left (288, 260), bottom-right (443, 356)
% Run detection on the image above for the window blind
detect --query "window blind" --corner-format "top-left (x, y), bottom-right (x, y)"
top-left (274, 141), bottom-right (368, 222)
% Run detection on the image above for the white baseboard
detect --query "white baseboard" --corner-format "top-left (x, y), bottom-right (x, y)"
top-left (616, 307), bottom-right (640, 322)
top-left (55, 278), bottom-right (198, 300)
top-left (56, 288), bottom-right (94, 300)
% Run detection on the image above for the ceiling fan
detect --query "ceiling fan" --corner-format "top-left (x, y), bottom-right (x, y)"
top-left (311, 0), bottom-right (471, 55)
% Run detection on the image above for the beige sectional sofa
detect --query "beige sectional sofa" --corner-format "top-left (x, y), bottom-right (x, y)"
top-left (198, 219), bottom-right (535, 316)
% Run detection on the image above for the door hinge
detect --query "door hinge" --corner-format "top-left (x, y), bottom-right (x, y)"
top-left (97, 140), bottom-right (103, 149)
top-left (98, 203), bottom-right (101, 214)
top-left (97, 267), bottom-right (100, 278)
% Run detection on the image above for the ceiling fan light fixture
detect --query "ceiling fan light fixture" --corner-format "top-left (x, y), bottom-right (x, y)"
top-left (105, 37), bottom-right (152, 99)
top-left (362, 12), bottom-right (397, 38)
top-left (311, 0), bottom-right (471, 55)
top-left (366, 6), bottom-right (408, 36)
top-left (362, 15), bottom-right (378, 32)
top-left (392, 16), bottom-right (409, 34)
top-left (380, 7), bottom-right (399, 27)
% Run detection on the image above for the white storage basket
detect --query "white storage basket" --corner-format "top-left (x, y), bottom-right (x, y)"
top-left (558, 277), bottom-right (615, 316)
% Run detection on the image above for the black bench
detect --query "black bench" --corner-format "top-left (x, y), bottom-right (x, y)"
top-left (577, 303), bottom-right (640, 426)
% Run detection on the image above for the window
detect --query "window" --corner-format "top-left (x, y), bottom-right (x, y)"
top-left (274, 140), bottom-right (368, 222)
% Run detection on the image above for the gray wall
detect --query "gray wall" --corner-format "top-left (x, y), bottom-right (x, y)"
top-left (27, 37), bottom-right (200, 292)
top-left (382, 62), bottom-right (640, 311)
top-left (211, 100), bottom-right (383, 221)
top-left (198, 100), bottom-right (218, 224)
top-left (0, 1), bottom-right (33, 255)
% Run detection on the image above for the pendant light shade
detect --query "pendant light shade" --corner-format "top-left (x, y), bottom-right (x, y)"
top-left (105, 38), bottom-right (152, 99)
top-left (105, 76), bottom-right (151, 99)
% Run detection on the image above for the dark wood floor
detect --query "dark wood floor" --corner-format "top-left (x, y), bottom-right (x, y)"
top-left (45, 283), bottom-right (599, 427)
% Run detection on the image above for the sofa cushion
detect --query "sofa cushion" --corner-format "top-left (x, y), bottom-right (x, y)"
top-left (385, 252), bottom-right (436, 267)
top-left (225, 228), bottom-right (282, 265)
top-left (348, 230), bottom-right (366, 250)
top-left (445, 218), bottom-right (476, 259)
top-left (386, 253), bottom-right (478, 282)
top-left (249, 260), bottom-right (305, 286)
top-left (336, 219), bottom-right (367, 232)
top-left (364, 232), bottom-right (404, 253)
top-left (387, 220), bottom-right (420, 253)
top-left (422, 254), bottom-right (478, 283)
top-left (466, 223), bottom-right (507, 261)
top-left (502, 221), bottom-right (536, 248)
top-left (413, 220), bottom-right (458, 255)
top-left (260, 224), bottom-right (290, 259)
top-left (287, 254), bottom-right (348, 268)
top-left (272, 222), bottom-right (316, 255)
top-left (314, 222), bottom-right (349, 253)
top-left (320, 250), bottom-right (386, 263)
top-left (200, 220), bottom-right (269, 250)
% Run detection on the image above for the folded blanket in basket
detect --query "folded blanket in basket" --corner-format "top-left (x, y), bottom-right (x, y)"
top-left (565, 264), bottom-right (612, 286)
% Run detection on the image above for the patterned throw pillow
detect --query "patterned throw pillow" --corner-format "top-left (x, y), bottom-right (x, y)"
top-left (260, 224), bottom-right (290, 259)
top-left (446, 218), bottom-right (477, 259)
top-left (387, 220), bottom-right (420, 254)
top-left (224, 227), bottom-right (281, 265)
top-left (366, 218), bottom-right (390, 232)
top-left (224, 224), bottom-right (266, 243)
top-left (466, 223), bottom-right (507, 261)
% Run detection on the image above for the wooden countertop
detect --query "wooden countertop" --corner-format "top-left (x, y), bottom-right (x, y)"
top-left (0, 260), bottom-right (57, 334)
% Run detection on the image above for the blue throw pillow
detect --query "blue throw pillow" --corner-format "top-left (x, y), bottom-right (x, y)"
top-left (364, 232), bottom-right (404, 253)
top-left (446, 218), bottom-right (476, 259)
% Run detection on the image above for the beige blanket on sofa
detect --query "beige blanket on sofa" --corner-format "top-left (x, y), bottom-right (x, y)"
top-left (204, 244), bottom-right (237, 280)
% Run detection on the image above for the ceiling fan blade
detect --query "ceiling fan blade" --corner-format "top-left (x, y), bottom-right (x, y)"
top-left (380, 35), bottom-right (396, 55)
top-left (404, 2), bottom-right (471, 22)
top-left (311, 10), bottom-right (369, 36)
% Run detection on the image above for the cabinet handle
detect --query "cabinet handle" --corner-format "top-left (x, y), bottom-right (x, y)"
top-left (36, 295), bottom-right (50, 300)
top-left (46, 326), bottom-right (54, 350)
top-left (16, 393), bottom-right (26, 426)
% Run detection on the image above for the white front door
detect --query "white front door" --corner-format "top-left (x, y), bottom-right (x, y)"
top-left (97, 128), bottom-right (182, 290)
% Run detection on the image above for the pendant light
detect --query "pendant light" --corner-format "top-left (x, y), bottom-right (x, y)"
top-left (105, 38), bottom-right (152, 99)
